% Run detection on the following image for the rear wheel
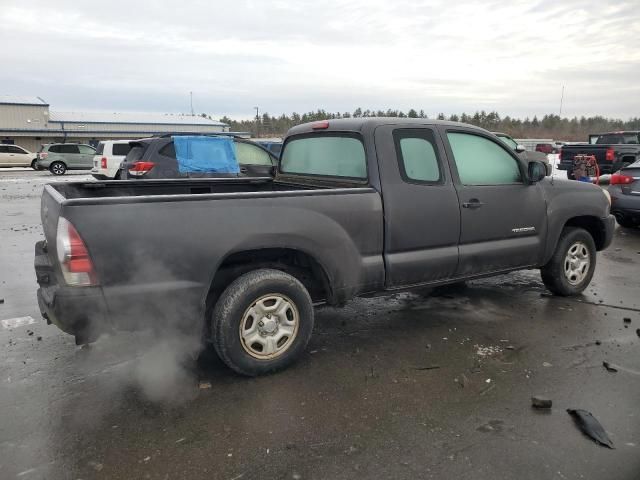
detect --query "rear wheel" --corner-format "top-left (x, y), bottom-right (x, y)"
top-left (49, 161), bottom-right (66, 175)
top-left (211, 269), bottom-right (314, 376)
top-left (541, 227), bottom-right (596, 296)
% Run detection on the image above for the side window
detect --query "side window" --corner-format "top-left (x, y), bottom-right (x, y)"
top-left (60, 145), bottom-right (80, 154)
top-left (159, 142), bottom-right (176, 158)
top-left (112, 143), bottom-right (131, 156)
top-left (49, 145), bottom-right (62, 153)
top-left (95, 143), bottom-right (105, 155)
top-left (447, 132), bottom-right (522, 185)
top-left (78, 145), bottom-right (95, 154)
top-left (0, 146), bottom-right (7, 153)
top-left (235, 141), bottom-right (274, 166)
top-left (393, 129), bottom-right (441, 183)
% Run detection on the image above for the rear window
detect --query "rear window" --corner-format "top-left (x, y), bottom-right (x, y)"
top-left (596, 134), bottom-right (639, 144)
top-left (112, 143), bottom-right (132, 156)
top-left (96, 143), bottom-right (105, 155)
top-left (125, 144), bottom-right (149, 162)
top-left (280, 134), bottom-right (367, 179)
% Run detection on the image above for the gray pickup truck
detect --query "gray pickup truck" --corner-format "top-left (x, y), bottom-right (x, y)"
top-left (35, 118), bottom-right (615, 376)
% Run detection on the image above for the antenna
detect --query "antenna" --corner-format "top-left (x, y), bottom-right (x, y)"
top-left (559, 85), bottom-right (564, 117)
top-left (190, 91), bottom-right (194, 116)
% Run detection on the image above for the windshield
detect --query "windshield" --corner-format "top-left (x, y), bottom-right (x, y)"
top-left (280, 134), bottom-right (367, 179)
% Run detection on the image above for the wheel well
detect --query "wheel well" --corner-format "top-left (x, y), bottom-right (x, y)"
top-left (564, 216), bottom-right (606, 250)
top-left (621, 155), bottom-right (636, 165)
top-left (205, 248), bottom-right (332, 314)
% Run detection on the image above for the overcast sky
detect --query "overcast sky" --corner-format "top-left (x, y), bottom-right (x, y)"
top-left (1, 0), bottom-right (638, 119)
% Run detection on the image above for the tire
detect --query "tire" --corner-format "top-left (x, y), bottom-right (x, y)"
top-left (541, 227), bottom-right (596, 296)
top-left (614, 214), bottom-right (637, 228)
top-left (30, 159), bottom-right (38, 170)
top-left (211, 269), bottom-right (314, 376)
top-left (114, 170), bottom-right (122, 180)
top-left (49, 161), bottom-right (67, 175)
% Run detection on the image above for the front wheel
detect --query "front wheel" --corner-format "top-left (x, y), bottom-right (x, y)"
top-left (614, 214), bottom-right (637, 228)
top-left (541, 227), bottom-right (596, 296)
top-left (49, 161), bottom-right (67, 175)
top-left (211, 269), bottom-right (314, 376)
top-left (31, 159), bottom-right (38, 170)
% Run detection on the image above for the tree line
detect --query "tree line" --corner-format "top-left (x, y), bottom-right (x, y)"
top-left (211, 110), bottom-right (640, 140)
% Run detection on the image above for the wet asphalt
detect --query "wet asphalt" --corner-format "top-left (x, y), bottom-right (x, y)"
top-left (1, 169), bottom-right (639, 480)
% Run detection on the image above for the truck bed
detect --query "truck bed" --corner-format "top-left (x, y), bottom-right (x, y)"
top-left (49, 177), bottom-right (317, 201)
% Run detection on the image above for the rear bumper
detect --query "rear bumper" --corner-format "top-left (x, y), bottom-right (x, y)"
top-left (35, 240), bottom-right (110, 343)
top-left (37, 284), bottom-right (110, 343)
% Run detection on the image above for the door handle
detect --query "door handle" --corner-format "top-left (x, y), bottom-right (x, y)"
top-left (462, 199), bottom-right (484, 209)
top-left (240, 167), bottom-right (248, 174)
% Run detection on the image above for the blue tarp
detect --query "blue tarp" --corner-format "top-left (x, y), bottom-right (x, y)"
top-left (173, 136), bottom-right (240, 174)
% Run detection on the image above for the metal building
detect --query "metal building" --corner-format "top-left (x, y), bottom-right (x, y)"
top-left (0, 95), bottom-right (231, 154)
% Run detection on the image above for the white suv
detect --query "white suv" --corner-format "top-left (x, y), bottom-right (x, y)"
top-left (91, 140), bottom-right (132, 179)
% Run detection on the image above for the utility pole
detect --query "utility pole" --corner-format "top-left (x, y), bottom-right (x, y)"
top-left (559, 85), bottom-right (564, 118)
top-left (255, 106), bottom-right (259, 138)
top-left (190, 91), bottom-right (194, 116)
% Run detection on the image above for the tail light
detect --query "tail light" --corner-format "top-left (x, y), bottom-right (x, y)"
top-left (101, 157), bottom-right (107, 169)
top-left (56, 218), bottom-right (97, 286)
top-left (610, 174), bottom-right (634, 185)
top-left (605, 148), bottom-right (615, 162)
top-left (39, 152), bottom-right (48, 159)
top-left (128, 161), bottom-right (155, 177)
top-left (312, 121), bottom-right (329, 130)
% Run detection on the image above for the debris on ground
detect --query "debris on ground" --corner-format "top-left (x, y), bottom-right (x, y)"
top-left (567, 409), bottom-right (614, 449)
top-left (88, 461), bottom-right (104, 472)
top-left (199, 381), bottom-right (212, 389)
top-left (531, 396), bottom-right (552, 409)
top-left (37, 336), bottom-right (42, 341)
top-left (412, 365), bottom-right (440, 371)
top-left (27, 330), bottom-right (34, 336)
top-left (595, 340), bottom-right (602, 346)
top-left (636, 329), bottom-right (640, 338)
top-left (475, 345), bottom-right (503, 357)
top-left (542, 362), bottom-right (552, 367)
top-left (603, 361), bottom-right (619, 373)
top-left (623, 317), bottom-right (631, 324)
top-left (0, 298), bottom-right (4, 304)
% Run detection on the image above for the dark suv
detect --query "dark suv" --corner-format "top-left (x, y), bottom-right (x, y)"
top-left (119, 136), bottom-right (276, 179)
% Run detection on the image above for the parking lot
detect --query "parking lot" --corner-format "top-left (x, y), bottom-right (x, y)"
top-left (0, 168), bottom-right (639, 479)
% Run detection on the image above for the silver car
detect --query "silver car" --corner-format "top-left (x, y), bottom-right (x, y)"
top-left (609, 160), bottom-right (640, 228)
top-left (36, 143), bottom-right (96, 175)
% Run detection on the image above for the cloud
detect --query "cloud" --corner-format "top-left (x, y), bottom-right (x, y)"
top-left (0, 0), bottom-right (638, 119)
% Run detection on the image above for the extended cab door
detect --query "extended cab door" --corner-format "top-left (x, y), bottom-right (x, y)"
top-left (440, 127), bottom-right (547, 276)
top-left (375, 125), bottom-right (461, 287)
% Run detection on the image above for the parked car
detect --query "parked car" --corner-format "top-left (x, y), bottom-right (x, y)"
top-left (119, 135), bottom-right (276, 179)
top-left (255, 140), bottom-right (283, 156)
top-left (91, 140), bottom-right (132, 179)
top-left (0, 144), bottom-right (37, 168)
top-left (559, 131), bottom-right (640, 179)
top-left (34, 118), bottom-right (614, 376)
top-left (608, 160), bottom-right (640, 228)
top-left (535, 143), bottom-right (556, 155)
top-left (36, 143), bottom-right (96, 175)
top-left (492, 132), bottom-right (549, 163)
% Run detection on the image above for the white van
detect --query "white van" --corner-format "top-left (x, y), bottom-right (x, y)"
top-left (0, 144), bottom-right (36, 168)
top-left (91, 140), bottom-right (132, 179)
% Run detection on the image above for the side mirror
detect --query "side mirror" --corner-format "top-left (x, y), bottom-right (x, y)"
top-left (528, 160), bottom-right (547, 183)
top-left (515, 144), bottom-right (526, 153)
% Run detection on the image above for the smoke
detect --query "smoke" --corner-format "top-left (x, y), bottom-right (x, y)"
top-left (131, 334), bottom-right (201, 405)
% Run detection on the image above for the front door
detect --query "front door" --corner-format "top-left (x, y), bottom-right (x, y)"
top-left (375, 124), bottom-right (461, 287)
top-left (441, 128), bottom-right (547, 276)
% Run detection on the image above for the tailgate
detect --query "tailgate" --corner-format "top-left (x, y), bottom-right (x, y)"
top-left (560, 146), bottom-right (605, 169)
